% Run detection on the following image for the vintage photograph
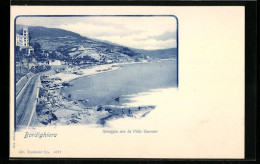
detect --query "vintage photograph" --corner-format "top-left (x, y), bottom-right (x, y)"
top-left (10, 6), bottom-right (247, 159)
top-left (15, 16), bottom-right (178, 130)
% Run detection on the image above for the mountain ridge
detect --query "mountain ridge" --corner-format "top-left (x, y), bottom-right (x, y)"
top-left (16, 24), bottom-right (176, 63)
top-left (131, 48), bottom-right (177, 59)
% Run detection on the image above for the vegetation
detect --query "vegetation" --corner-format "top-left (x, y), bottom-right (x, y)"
top-left (30, 65), bottom-right (51, 73)
top-left (15, 41), bottom-right (52, 82)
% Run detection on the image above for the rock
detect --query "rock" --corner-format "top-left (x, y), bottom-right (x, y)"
top-left (54, 77), bottom-right (61, 81)
top-left (51, 113), bottom-right (58, 121)
top-left (41, 120), bottom-right (48, 125)
top-left (114, 97), bottom-right (120, 102)
top-left (62, 82), bottom-right (71, 86)
top-left (105, 107), bottom-right (113, 113)
top-left (78, 99), bottom-right (89, 103)
top-left (70, 119), bottom-right (79, 123)
top-left (97, 105), bottom-right (103, 111)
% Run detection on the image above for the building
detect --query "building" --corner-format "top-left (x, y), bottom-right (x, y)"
top-left (49, 59), bottom-right (62, 66)
top-left (16, 27), bottom-right (34, 55)
top-left (16, 27), bottom-right (29, 47)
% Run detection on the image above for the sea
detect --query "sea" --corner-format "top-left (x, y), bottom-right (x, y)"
top-left (61, 59), bottom-right (178, 107)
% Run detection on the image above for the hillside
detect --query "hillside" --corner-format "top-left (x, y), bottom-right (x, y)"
top-left (16, 24), bottom-right (146, 63)
top-left (131, 48), bottom-right (177, 59)
top-left (16, 24), bottom-right (176, 63)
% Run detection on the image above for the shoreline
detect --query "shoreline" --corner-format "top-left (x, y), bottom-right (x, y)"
top-left (36, 60), bottom-right (159, 126)
top-left (50, 58), bottom-right (176, 84)
top-left (49, 63), bottom-right (120, 84)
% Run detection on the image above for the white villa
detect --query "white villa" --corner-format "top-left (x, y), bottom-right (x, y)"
top-left (16, 27), bottom-right (34, 55)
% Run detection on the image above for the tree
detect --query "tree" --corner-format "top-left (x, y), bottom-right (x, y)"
top-left (15, 46), bottom-right (21, 62)
top-left (33, 42), bottom-right (42, 56)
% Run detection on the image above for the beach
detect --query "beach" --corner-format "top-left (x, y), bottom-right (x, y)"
top-left (36, 59), bottom-right (177, 126)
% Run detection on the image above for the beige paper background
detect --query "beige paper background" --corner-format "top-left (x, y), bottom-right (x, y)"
top-left (10, 6), bottom-right (245, 158)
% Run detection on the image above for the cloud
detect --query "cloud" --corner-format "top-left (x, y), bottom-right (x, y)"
top-left (152, 31), bottom-right (177, 41)
top-left (17, 16), bottom-right (177, 50)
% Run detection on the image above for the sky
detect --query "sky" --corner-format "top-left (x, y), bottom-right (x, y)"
top-left (16, 16), bottom-right (177, 50)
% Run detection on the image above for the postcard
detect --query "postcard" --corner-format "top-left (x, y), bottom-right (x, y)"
top-left (10, 6), bottom-right (245, 158)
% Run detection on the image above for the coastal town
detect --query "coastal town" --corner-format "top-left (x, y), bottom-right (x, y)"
top-left (15, 27), bottom-right (170, 128)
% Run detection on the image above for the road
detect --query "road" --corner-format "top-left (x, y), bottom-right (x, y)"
top-left (16, 72), bottom-right (34, 97)
top-left (16, 73), bottom-right (40, 129)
